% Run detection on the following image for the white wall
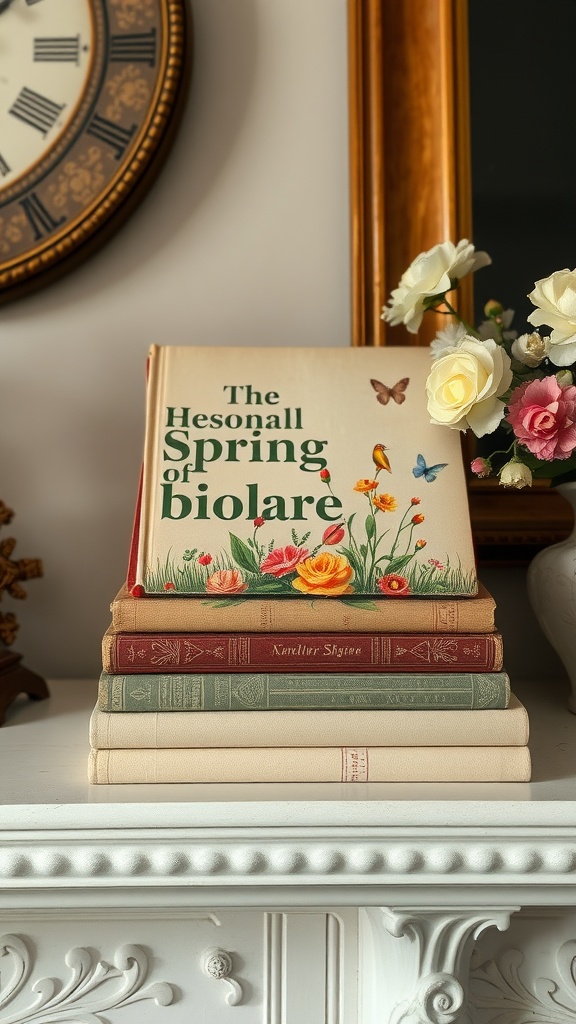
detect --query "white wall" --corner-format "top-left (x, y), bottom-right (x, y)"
top-left (2, 0), bottom-right (351, 678)
top-left (2, 0), bottom-right (560, 689)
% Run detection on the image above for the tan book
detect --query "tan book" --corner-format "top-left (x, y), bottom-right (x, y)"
top-left (89, 692), bottom-right (528, 749)
top-left (110, 581), bottom-right (496, 634)
top-left (128, 346), bottom-right (478, 597)
top-left (88, 743), bottom-right (531, 784)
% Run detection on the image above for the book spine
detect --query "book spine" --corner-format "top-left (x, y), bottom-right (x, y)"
top-left (89, 696), bottom-right (529, 749)
top-left (98, 670), bottom-right (510, 712)
top-left (103, 631), bottom-right (503, 674)
top-left (88, 744), bottom-right (531, 784)
top-left (111, 594), bottom-right (496, 634)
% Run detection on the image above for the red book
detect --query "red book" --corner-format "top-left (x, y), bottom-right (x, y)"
top-left (102, 628), bottom-right (503, 674)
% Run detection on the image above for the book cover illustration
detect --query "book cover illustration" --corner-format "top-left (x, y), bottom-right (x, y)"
top-left (131, 346), bottom-right (477, 597)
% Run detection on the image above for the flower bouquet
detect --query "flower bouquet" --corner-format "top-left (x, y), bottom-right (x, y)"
top-left (381, 239), bottom-right (576, 488)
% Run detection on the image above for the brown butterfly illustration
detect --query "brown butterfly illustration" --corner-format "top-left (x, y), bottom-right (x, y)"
top-left (370, 377), bottom-right (409, 406)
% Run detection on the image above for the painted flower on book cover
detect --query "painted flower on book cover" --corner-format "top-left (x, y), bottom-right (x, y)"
top-left (144, 441), bottom-right (475, 599)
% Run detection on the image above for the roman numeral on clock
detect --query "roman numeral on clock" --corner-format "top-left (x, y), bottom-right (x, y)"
top-left (110, 29), bottom-right (157, 66)
top-left (19, 193), bottom-right (65, 241)
top-left (86, 115), bottom-right (136, 159)
top-left (0, 155), bottom-right (10, 177)
top-left (34, 35), bottom-right (81, 64)
top-left (9, 87), bottom-right (65, 136)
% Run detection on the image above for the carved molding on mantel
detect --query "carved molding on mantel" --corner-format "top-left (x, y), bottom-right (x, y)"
top-left (470, 940), bottom-right (576, 1024)
top-left (202, 947), bottom-right (243, 1006)
top-left (1, 831), bottom-right (576, 889)
top-left (0, 934), bottom-right (175, 1022)
top-left (360, 907), bottom-right (518, 1024)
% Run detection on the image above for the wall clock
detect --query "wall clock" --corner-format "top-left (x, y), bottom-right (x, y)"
top-left (0, 0), bottom-right (189, 303)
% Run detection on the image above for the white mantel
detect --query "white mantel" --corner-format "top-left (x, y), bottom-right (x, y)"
top-left (1, 675), bottom-right (576, 1022)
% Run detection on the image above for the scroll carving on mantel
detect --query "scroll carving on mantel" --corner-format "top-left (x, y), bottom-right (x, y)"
top-left (470, 941), bottom-right (576, 1023)
top-left (201, 947), bottom-right (243, 1006)
top-left (0, 934), bottom-right (175, 1022)
top-left (360, 907), bottom-right (518, 1024)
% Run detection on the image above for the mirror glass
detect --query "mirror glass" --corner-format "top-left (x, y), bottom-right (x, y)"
top-left (468, 0), bottom-right (576, 329)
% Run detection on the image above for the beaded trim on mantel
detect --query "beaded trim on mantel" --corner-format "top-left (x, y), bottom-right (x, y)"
top-left (1, 830), bottom-right (576, 887)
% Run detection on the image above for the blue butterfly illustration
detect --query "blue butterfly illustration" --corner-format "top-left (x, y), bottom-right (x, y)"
top-left (413, 453), bottom-right (448, 483)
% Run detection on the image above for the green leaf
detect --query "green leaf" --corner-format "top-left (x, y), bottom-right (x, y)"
top-left (339, 598), bottom-right (378, 611)
top-left (385, 553), bottom-right (415, 574)
top-left (248, 580), bottom-right (289, 593)
top-left (229, 533), bottom-right (260, 574)
top-left (200, 598), bottom-right (249, 608)
top-left (365, 514), bottom-right (376, 540)
top-left (337, 544), bottom-right (357, 562)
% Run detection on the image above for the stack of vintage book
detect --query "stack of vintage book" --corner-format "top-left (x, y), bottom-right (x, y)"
top-left (87, 346), bottom-right (530, 784)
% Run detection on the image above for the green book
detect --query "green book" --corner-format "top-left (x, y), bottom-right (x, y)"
top-left (98, 670), bottom-right (510, 712)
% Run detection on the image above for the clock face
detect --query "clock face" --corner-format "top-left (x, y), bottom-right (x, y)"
top-left (0, 0), bottom-right (187, 300)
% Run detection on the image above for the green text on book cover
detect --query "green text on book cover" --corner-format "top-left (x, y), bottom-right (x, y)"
top-left (135, 346), bottom-right (477, 598)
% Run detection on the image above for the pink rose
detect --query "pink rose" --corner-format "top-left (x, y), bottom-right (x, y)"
top-left (205, 569), bottom-right (248, 594)
top-left (260, 545), bottom-right (310, 578)
top-left (470, 457), bottom-right (491, 478)
top-left (506, 376), bottom-right (576, 461)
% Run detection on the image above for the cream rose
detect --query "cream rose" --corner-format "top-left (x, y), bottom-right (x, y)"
top-left (499, 460), bottom-right (533, 489)
top-left (381, 239), bottom-right (491, 334)
top-left (527, 269), bottom-right (576, 365)
top-left (511, 331), bottom-right (550, 367)
top-left (426, 336), bottom-right (512, 437)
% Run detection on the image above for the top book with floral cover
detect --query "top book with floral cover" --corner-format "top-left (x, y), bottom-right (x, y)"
top-left (127, 345), bottom-right (478, 597)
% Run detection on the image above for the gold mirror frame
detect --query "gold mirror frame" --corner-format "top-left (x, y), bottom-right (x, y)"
top-left (347, 0), bottom-right (572, 561)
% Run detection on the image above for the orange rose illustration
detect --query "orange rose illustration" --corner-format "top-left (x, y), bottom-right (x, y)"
top-left (206, 569), bottom-right (248, 594)
top-left (292, 552), bottom-right (354, 596)
top-left (353, 479), bottom-right (378, 493)
top-left (373, 493), bottom-right (398, 512)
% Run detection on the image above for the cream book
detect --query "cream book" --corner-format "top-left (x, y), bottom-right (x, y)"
top-left (88, 745), bottom-right (531, 784)
top-left (89, 692), bottom-right (528, 748)
top-left (127, 346), bottom-right (477, 597)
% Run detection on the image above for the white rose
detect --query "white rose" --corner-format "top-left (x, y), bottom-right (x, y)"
top-left (430, 322), bottom-right (467, 359)
top-left (527, 269), bottom-right (576, 366)
top-left (511, 331), bottom-right (550, 367)
top-left (426, 336), bottom-right (513, 437)
top-left (499, 461), bottom-right (533, 489)
top-left (381, 239), bottom-right (491, 334)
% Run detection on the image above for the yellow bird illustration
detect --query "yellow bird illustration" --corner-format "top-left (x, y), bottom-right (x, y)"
top-left (372, 443), bottom-right (392, 474)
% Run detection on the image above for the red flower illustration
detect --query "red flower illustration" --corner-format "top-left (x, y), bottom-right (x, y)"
top-left (198, 553), bottom-right (212, 566)
top-left (411, 513), bottom-right (425, 524)
top-left (377, 574), bottom-right (410, 596)
top-left (320, 468), bottom-right (331, 482)
top-left (253, 516), bottom-right (265, 527)
top-left (164, 581), bottom-right (176, 591)
top-left (260, 545), bottom-right (310, 578)
top-left (322, 523), bottom-right (345, 545)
